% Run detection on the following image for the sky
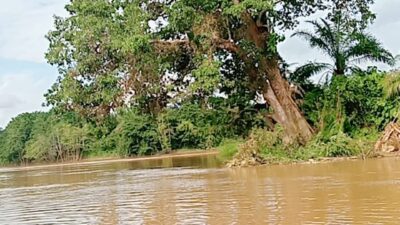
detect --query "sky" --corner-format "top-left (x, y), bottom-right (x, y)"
top-left (0, 0), bottom-right (68, 128)
top-left (0, 1), bottom-right (399, 128)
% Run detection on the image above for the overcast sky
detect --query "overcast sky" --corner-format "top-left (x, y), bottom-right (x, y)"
top-left (0, 1), bottom-right (399, 128)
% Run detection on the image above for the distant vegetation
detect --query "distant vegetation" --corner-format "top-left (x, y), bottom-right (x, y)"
top-left (1, 0), bottom-right (399, 165)
top-left (0, 104), bottom-right (264, 165)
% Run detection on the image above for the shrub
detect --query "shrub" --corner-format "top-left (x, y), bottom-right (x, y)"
top-left (217, 139), bottom-right (243, 161)
top-left (230, 127), bottom-right (289, 165)
top-left (25, 123), bottom-right (91, 162)
top-left (304, 71), bottom-right (400, 136)
top-left (0, 112), bottom-right (44, 164)
top-left (228, 126), bottom-right (374, 167)
top-left (159, 104), bottom-right (235, 149)
top-left (112, 109), bottom-right (161, 157)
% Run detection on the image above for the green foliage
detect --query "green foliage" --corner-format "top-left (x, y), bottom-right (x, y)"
top-left (112, 110), bottom-right (160, 157)
top-left (249, 128), bottom-right (288, 162)
top-left (234, 70), bottom-right (389, 164)
top-left (383, 72), bottom-right (400, 100)
top-left (300, 130), bottom-right (375, 159)
top-left (108, 102), bottom-right (265, 158)
top-left (1, 0), bottom-right (391, 166)
top-left (0, 111), bottom-right (94, 164)
top-left (233, 127), bottom-right (374, 164)
top-left (312, 133), bottom-right (362, 157)
top-left (45, 0), bottom-right (376, 121)
top-left (25, 123), bottom-right (91, 162)
top-left (167, 1), bottom-right (202, 32)
top-left (107, 101), bottom-right (265, 158)
top-left (289, 62), bottom-right (331, 85)
top-left (303, 71), bottom-right (400, 135)
top-left (190, 60), bottom-right (222, 96)
top-left (45, 0), bottom-right (161, 119)
top-left (224, 0), bottom-right (273, 17)
top-left (217, 139), bottom-right (243, 161)
top-left (229, 127), bottom-right (295, 164)
top-left (0, 112), bottom-right (47, 164)
top-left (0, 100), bottom-right (266, 164)
top-left (159, 104), bottom-right (235, 150)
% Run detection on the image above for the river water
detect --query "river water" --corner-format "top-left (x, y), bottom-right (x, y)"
top-left (1, 153), bottom-right (400, 224)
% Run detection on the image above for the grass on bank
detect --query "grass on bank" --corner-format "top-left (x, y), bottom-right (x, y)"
top-left (217, 139), bottom-right (244, 161)
top-left (219, 127), bottom-right (379, 166)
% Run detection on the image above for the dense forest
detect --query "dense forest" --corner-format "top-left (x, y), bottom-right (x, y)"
top-left (1, 0), bottom-right (399, 165)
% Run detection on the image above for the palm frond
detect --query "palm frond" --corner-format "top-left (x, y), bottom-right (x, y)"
top-left (317, 19), bottom-right (338, 47)
top-left (346, 33), bottom-right (395, 66)
top-left (383, 72), bottom-right (400, 98)
top-left (293, 19), bottom-right (344, 62)
top-left (290, 62), bottom-right (331, 84)
top-left (292, 30), bottom-right (332, 55)
top-left (393, 54), bottom-right (400, 66)
top-left (293, 18), bottom-right (393, 78)
top-left (347, 65), bottom-right (363, 74)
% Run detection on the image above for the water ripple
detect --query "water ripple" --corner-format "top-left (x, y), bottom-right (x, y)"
top-left (1, 156), bottom-right (400, 224)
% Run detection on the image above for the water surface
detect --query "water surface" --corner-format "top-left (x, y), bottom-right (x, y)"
top-left (1, 154), bottom-right (400, 224)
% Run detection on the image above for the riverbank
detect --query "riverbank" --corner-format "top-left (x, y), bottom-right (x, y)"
top-left (0, 150), bottom-right (219, 171)
top-left (2, 143), bottom-right (398, 171)
top-left (227, 149), bottom-right (400, 168)
top-left (219, 128), bottom-right (384, 167)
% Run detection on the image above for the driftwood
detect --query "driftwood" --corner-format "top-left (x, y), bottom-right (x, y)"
top-left (375, 122), bottom-right (400, 153)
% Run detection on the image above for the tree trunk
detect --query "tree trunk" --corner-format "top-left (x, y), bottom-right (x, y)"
top-left (262, 59), bottom-right (314, 144)
top-left (238, 11), bottom-right (314, 144)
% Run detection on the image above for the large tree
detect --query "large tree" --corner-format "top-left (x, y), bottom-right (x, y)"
top-left (46, 0), bottom-right (375, 144)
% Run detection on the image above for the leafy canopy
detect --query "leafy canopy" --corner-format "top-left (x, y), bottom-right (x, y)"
top-left (45, 0), bottom-right (373, 119)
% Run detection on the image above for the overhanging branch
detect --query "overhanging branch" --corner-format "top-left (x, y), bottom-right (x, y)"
top-left (151, 38), bottom-right (240, 54)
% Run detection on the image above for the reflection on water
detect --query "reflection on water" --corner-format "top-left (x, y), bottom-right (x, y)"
top-left (1, 154), bottom-right (400, 224)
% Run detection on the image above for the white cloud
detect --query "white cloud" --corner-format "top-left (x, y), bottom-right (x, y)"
top-left (370, 0), bottom-right (400, 56)
top-left (0, 0), bottom-right (67, 63)
top-left (0, 94), bottom-right (23, 109)
top-left (0, 1), bottom-right (67, 127)
top-left (0, 72), bottom-right (55, 127)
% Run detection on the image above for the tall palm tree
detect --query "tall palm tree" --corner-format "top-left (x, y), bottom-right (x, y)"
top-left (291, 18), bottom-right (395, 82)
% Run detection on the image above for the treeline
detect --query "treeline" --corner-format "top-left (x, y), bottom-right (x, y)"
top-left (0, 102), bottom-right (265, 165)
top-left (2, 70), bottom-right (399, 165)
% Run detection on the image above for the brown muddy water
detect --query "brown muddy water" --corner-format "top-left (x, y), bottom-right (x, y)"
top-left (1, 154), bottom-right (400, 225)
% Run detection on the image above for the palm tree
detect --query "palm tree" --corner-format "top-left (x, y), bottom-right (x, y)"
top-left (291, 18), bottom-right (395, 82)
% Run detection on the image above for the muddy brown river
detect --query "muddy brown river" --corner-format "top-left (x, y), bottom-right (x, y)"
top-left (1, 153), bottom-right (400, 224)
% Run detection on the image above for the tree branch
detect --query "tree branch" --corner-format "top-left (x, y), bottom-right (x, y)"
top-left (151, 38), bottom-right (240, 54)
top-left (151, 40), bottom-right (191, 53)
